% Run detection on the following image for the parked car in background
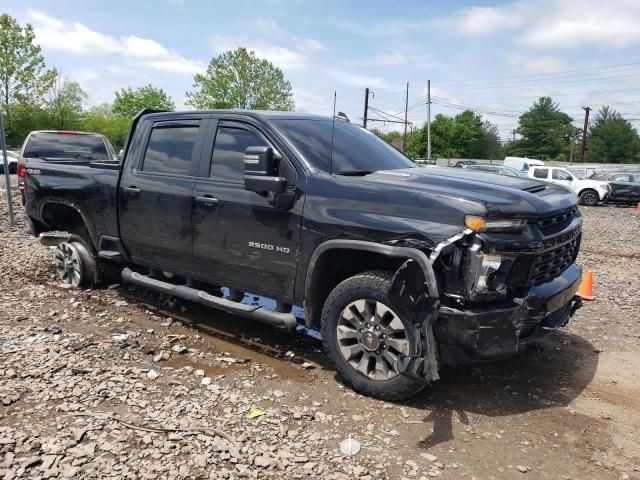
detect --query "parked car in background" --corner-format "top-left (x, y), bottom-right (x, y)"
top-left (591, 171), bottom-right (640, 205)
top-left (453, 160), bottom-right (478, 168)
top-left (566, 166), bottom-right (597, 180)
top-left (528, 166), bottom-right (610, 206)
top-left (17, 130), bottom-right (117, 202)
top-left (0, 150), bottom-right (19, 173)
top-left (503, 156), bottom-right (545, 172)
top-left (464, 164), bottom-right (527, 177)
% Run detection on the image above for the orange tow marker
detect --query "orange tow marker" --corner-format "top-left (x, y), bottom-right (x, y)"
top-left (576, 271), bottom-right (595, 301)
top-left (636, 202), bottom-right (640, 211)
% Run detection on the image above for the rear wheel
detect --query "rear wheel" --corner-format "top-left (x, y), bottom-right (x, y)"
top-left (579, 189), bottom-right (599, 206)
top-left (54, 240), bottom-right (96, 288)
top-left (321, 271), bottom-right (425, 401)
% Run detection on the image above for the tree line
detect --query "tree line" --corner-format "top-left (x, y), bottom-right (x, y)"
top-left (1, 14), bottom-right (294, 148)
top-left (375, 96), bottom-right (640, 163)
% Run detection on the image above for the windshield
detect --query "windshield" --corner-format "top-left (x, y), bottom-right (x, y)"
top-left (270, 119), bottom-right (415, 174)
top-left (23, 133), bottom-right (111, 160)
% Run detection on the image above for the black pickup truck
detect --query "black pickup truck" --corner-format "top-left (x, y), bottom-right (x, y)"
top-left (24, 109), bottom-right (584, 400)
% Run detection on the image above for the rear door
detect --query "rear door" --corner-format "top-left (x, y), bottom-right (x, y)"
top-left (191, 118), bottom-right (303, 298)
top-left (119, 116), bottom-right (207, 271)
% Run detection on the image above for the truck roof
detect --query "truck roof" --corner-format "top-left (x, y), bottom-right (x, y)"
top-left (143, 110), bottom-right (332, 122)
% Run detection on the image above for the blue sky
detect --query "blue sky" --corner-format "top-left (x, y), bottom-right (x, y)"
top-left (4, 0), bottom-right (640, 138)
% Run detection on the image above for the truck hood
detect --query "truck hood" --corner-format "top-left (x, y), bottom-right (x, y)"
top-left (362, 167), bottom-right (578, 216)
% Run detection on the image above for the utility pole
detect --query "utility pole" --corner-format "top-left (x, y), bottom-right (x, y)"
top-left (363, 87), bottom-right (369, 129)
top-left (427, 80), bottom-right (431, 160)
top-left (402, 82), bottom-right (409, 152)
top-left (580, 106), bottom-right (591, 162)
top-left (0, 109), bottom-right (15, 226)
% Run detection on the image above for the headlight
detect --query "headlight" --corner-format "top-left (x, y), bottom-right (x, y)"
top-left (464, 215), bottom-right (527, 233)
top-left (602, 184), bottom-right (610, 191)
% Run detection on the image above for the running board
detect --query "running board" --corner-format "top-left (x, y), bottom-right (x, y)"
top-left (121, 268), bottom-right (297, 331)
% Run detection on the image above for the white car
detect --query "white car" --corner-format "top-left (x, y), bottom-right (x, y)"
top-left (0, 150), bottom-right (18, 174)
top-left (528, 166), bottom-right (610, 206)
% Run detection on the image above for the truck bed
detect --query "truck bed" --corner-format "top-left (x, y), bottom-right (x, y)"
top-left (24, 159), bottom-right (121, 246)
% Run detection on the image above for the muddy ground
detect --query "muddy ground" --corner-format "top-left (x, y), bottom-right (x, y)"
top-left (1, 178), bottom-right (639, 479)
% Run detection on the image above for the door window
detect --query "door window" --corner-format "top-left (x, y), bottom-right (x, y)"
top-left (552, 169), bottom-right (572, 181)
top-left (142, 125), bottom-right (199, 176)
top-left (533, 168), bottom-right (549, 179)
top-left (610, 174), bottom-right (631, 182)
top-left (211, 127), bottom-right (267, 183)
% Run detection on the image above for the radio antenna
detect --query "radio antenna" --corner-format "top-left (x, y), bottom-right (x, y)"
top-left (329, 90), bottom-right (336, 175)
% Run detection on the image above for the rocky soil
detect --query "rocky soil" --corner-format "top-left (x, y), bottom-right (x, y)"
top-left (1, 178), bottom-right (639, 479)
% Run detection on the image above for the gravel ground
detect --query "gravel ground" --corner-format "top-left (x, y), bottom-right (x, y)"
top-left (1, 178), bottom-right (639, 479)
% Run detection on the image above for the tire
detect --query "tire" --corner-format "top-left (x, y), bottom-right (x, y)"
top-left (579, 189), bottom-right (599, 206)
top-left (321, 270), bottom-right (426, 401)
top-left (54, 238), bottom-right (97, 288)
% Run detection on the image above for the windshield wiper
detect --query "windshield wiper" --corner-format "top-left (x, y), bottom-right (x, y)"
top-left (74, 153), bottom-right (97, 160)
top-left (335, 170), bottom-right (374, 176)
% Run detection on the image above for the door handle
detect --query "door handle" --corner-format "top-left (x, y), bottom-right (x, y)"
top-left (124, 186), bottom-right (140, 196)
top-left (195, 195), bottom-right (219, 207)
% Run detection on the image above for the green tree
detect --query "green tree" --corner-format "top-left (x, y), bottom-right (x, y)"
top-left (0, 14), bottom-right (56, 144)
top-left (2, 103), bottom-right (49, 147)
top-left (45, 73), bottom-right (87, 129)
top-left (404, 112), bottom-right (502, 159)
top-left (112, 84), bottom-right (175, 119)
top-left (510, 97), bottom-right (576, 160)
top-left (370, 128), bottom-right (402, 143)
top-left (586, 106), bottom-right (640, 163)
top-left (82, 104), bottom-right (130, 148)
top-left (186, 47), bottom-right (294, 110)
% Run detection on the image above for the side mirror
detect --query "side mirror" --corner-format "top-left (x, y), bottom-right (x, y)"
top-left (244, 146), bottom-right (287, 194)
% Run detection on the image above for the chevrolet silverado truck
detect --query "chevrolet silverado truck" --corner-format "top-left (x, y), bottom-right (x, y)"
top-left (24, 109), bottom-right (584, 400)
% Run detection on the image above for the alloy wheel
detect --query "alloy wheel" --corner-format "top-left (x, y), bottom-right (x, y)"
top-left (336, 299), bottom-right (410, 381)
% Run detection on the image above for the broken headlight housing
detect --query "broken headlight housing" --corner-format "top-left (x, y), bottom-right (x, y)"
top-left (465, 215), bottom-right (527, 233)
top-left (465, 239), bottom-right (515, 301)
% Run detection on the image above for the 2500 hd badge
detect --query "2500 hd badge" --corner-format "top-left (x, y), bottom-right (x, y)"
top-left (248, 241), bottom-right (291, 254)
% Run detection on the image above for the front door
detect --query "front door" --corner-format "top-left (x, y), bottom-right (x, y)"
top-left (119, 117), bottom-right (206, 271)
top-left (609, 174), bottom-right (640, 202)
top-left (191, 119), bottom-right (303, 299)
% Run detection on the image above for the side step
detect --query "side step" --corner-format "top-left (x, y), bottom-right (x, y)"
top-left (121, 268), bottom-right (297, 331)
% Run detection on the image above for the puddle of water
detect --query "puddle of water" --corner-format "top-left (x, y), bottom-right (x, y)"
top-left (160, 308), bottom-right (313, 383)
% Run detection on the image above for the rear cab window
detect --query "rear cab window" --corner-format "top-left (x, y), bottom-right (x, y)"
top-left (22, 132), bottom-right (112, 161)
top-left (141, 125), bottom-right (199, 176)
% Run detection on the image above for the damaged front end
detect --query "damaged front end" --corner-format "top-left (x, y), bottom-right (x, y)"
top-left (389, 208), bottom-right (585, 381)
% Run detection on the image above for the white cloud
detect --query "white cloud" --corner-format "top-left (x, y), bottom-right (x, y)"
top-left (210, 33), bottom-right (308, 70)
top-left (437, 0), bottom-right (640, 48)
top-left (26, 9), bottom-right (205, 74)
top-left (250, 18), bottom-right (286, 37)
top-left (294, 37), bottom-right (327, 53)
top-left (327, 70), bottom-right (387, 88)
top-left (343, 52), bottom-right (408, 67)
top-left (440, 4), bottom-right (525, 36)
top-left (518, 1), bottom-right (640, 48)
top-left (505, 54), bottom-right (570, 74)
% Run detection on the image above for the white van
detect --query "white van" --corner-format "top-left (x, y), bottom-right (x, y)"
top-left (503, 157), bottom-right (545, 172)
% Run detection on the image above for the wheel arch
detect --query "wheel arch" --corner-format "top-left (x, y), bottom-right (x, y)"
top-left (40, 201), bottom-right (96, 248)
top-left (303, 240), bottom-right (439, 329)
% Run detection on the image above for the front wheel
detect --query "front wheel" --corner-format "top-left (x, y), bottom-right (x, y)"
top-left (579, 189), bottom-right (600, 206)
top-left (321, 271), bottom-right (426, 401)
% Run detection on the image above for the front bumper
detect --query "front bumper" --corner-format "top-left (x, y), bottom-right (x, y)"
top-left (434, 263), bottom-right (582, 364)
